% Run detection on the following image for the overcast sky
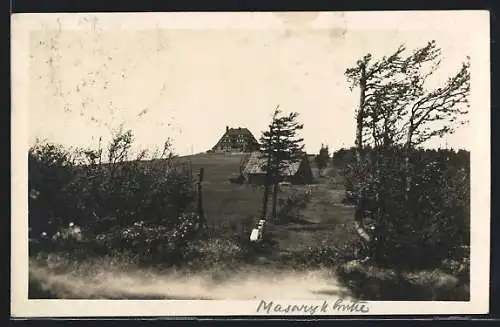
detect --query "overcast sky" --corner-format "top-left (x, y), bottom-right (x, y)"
top-left (22, 11), bottom-right (488, 157)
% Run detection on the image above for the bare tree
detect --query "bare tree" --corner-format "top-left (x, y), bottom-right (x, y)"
top-left (348, 41), bottom-right (470, 198)
top-left (345, 45), bottom-right (407, 162)
top-left (108, 127), bottom-right (133, 165)
top-left (346, 41), bottom-right (449, 151)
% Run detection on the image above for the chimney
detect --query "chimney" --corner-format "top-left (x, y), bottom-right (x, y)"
top-left (226, 126), bottom-right (229, 132)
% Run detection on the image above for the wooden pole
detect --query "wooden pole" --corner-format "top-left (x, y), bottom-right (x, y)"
top-left (355, 62), bottom-right (366, 164)
top-left (197, 168), bottom-right (207, 230)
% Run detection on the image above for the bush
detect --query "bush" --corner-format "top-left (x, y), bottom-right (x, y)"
top-left (336, 260), bottom-right (469, 301)
top-left (277, 189), bottom-right (312, 223)
top-left (28, 130), bottom-right (197, 255)
top-left (28, 142), bottom-right (78, 237)
top-left (283, 237), bottom-right (364, 270)
top-left (101, 213), bottom-right (201, 256)
top-left (332, 147), bottom-right (355, 168)
top-left (342, 159), bottom-right (372, 206)
top-left (65, 158), bottom-right (195, 235)
top-left (184, 238), bottom-right (244, 268)
top-left (340, 147), bottom-right (470, 270)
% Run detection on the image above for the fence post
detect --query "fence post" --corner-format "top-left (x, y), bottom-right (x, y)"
top-left (197, 168), bottom-right (208, 231)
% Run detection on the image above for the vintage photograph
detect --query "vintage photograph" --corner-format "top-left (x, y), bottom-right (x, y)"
top-left (11, 11), bottom-right (490, 316)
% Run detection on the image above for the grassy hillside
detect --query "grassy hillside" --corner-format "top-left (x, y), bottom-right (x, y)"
top-left (175, 152), bottom-right (356, 254)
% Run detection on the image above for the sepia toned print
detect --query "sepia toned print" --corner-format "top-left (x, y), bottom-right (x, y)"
top-left (11, 11), bottom-right (490, 317)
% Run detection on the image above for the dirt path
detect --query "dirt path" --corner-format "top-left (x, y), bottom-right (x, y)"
top-left (29, 262), bottom-right (353, 300)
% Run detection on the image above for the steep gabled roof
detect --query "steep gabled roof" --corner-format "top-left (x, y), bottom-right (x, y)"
top-left (225, 127), bottom-right (255, 138)
top-left (242, 151), bottom-right (306, 177)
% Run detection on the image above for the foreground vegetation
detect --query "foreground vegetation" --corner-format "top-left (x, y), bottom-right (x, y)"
top-left (28, 133), bottom-right (469, 301)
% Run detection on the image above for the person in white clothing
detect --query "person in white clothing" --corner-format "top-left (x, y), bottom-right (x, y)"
top-left (250, 219), bottom-right (266, 242)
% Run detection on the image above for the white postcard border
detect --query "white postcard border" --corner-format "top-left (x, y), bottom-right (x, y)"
top-left (11, 11), bottom-right (491, 317)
